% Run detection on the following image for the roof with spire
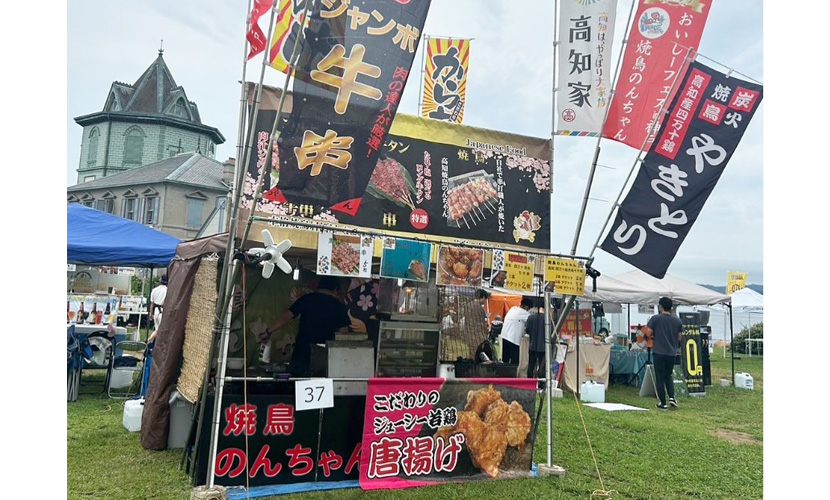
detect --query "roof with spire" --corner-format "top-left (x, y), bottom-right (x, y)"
top-left (74, 49), bottom-right (224, 144)
top-left (67, 152), bottom-right (228, 192)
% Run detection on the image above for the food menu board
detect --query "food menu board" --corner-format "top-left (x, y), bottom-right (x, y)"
top-left (380, 238), bottom-right (433, 282)
top-left (317, 231), bottom-right (373, 278)
top-left (435, 245), bottom-right (484, 287)
top-left (544, 257), bottom-right (586, 296)
top-left (503, 253), bottom-right (533, 292)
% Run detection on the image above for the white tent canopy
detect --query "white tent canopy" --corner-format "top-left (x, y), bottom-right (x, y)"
top-left (728, 287), bottom-right (763, 311)
top-left (607, 270), bottom-right (732, 306)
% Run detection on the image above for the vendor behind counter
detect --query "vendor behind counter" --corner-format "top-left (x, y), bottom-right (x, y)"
top-left (259, 276), bottom-right (350, 376)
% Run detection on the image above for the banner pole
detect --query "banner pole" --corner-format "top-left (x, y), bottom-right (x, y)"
top-left (239, 0), bottom-right (313, 248)
top-left (546, 0), bottom-right (559, 471)
top-left (186, 0), bottom-right (254, 481)
top-left (205, 1), bottom-right (281, 488)
top-left (568, 0), bottom-right (637, 254)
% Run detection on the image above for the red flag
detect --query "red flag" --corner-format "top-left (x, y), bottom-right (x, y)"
top-left (602, 0), bottom-right (712, 149)
top-left (247, 0), bottom-right (275, 60)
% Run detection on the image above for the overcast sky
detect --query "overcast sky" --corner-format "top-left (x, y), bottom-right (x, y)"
top-left (64, 0), bottom-right (763, 286)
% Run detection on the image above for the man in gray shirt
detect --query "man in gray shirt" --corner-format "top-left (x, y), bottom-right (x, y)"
top-left (642, 296), bottom-right (683, 409)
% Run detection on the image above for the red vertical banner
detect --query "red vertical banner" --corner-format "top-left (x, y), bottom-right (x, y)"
top-left (359, 378), bottom-right (537, 490)
top-left (602, 0), bottom-right (713, 149)
top-left (247, 0), bottom-right (275, 60)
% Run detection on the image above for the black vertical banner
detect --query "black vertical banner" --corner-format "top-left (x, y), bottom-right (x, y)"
top-left (681, 324), bottom-right (705, 395)
top-left (600, 60), bottom-right (763, 278)
top-left (273, 0), bottom-right (432, 216)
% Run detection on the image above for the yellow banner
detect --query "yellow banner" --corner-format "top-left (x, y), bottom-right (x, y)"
top-left (544, 257), bottom-right (586, 296)
top-left (726, 271), bottom-right (746, 295)
top-left (504, 252), bottom-right (533, 292)
top-left (268, 0), bottom-right (304, 73)
top-left (420, 37), bottom-right (470, 123)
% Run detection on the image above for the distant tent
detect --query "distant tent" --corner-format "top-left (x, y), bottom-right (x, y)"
top-left (728, 287), bottom-right (763, 312)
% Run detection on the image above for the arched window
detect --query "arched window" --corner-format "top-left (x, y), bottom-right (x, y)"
top-left (87, 127), bottom-right (99, 166)
top-left (123, 126), bottom-right (145, 165)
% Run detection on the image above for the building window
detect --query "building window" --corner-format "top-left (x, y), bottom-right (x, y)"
top-left (187, 198), bottom-right (205, 228)
top-left (144, 196), bottom-right (159, 225)
top-left (82, 199), bottom-right (94, 208)
top-left (123, 198), bottom-right (139, 221)
top-left (83, 175), bottom-right (96, 183)
top-left (94, 199), bottom-right (114, 213)
top-left (215, 197), bottom-right (227, 232)
top-left (124, 128), bottom-right (145, 165)
top-left (87, 128), bottom-right (99, 167)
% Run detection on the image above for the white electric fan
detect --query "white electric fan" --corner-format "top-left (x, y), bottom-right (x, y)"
top-left (247, 230), bottom-right (293, 278)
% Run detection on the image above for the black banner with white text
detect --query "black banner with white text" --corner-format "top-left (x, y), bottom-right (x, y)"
top-left (600, 60), bottom-right (763, 278)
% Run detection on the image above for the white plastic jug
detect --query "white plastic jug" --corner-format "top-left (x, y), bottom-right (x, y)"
top-left (734, 372), bottom-right (754, 390)
top-left (580, 381), bottom-right (605, 403)
top-left (123, 398), bottom-right (144, 432)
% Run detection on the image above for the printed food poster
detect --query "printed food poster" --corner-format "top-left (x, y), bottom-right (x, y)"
top-left (436, 245), bottom-right (484, 287)
top-left (317, 231), bottom-right (373, 278)
top-left (380, 238), bottom-right (432, 282)
top-left (503, 253), bottom-right (533, 292)
top-left (489, 249), bottom-right (507, 288)
top-left (360, 378), bottom-right (537, 490)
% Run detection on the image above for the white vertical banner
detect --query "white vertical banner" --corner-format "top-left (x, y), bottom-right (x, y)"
top-left (556, 0), bottom-right (618, 136)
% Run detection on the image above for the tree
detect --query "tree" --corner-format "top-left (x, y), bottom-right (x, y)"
top-left (730, 321), bottom-right (763, 355)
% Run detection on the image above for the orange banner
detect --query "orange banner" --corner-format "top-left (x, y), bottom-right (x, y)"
top-left (420, 37), bottom-right (470, 123)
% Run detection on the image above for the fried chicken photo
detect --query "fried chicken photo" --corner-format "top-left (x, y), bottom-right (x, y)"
top-left (454, 411), bottom-right (508, 478)
top-left (484, 399), bottom-right (531, 448)
top-left (464, 385), bottom-right (502, 417)
top-left (505, 401), bottom-right (532, 449)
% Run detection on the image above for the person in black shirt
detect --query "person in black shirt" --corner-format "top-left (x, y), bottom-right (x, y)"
top-left (525, 306), bottom-right (547, 379)
top-left (259, 276), bottom-right (350, 376)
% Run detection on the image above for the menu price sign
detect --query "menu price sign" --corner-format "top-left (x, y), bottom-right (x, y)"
top-left (317, 231), bottom-right (373, 278)
top-left (504, 253), bottom-right (533, 292)
top-left (544, 257), bottom-right (585, 296)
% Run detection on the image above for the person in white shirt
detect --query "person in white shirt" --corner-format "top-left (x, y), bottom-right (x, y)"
top-left (147, 274), bottom-right (168, 343)
top-left (499, 297), bottom-right (534, 364)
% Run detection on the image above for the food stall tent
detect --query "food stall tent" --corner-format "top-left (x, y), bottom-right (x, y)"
top-left (66, 203), bottom-right (181, 398)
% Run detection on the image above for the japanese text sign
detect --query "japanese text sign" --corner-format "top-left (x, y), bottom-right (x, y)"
top-left (360, 378), bottom-right (537, 490)
top-left (726, 271), bottom-right (746, 294)
top-left (601, 60), bottom-right (762, 278)
top-left (544, 257), bottom-right (586, 296)
top-left (559, 308), bottom-right (593, 337)
top-left (317, 231), bottom-right (373, 278)
top-left (603, 0), bottom-right (713, 149)
top-left (556, 0), bottom-right (618, 136)
top-left (274, 0), bottom-right (433, 215)
top-left (421, 37), bottom-right (470, 124)
top-left (198, 394), bottom-right (363, 487)
top-left (503, 252), bottom-right (533, 292)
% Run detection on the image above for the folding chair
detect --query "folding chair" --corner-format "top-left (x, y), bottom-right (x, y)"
top-left (108, 340), bottom-right (147, 398)
top-left (80, 330), bottom-right (114, 393)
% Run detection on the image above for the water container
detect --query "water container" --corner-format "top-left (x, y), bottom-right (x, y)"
top-left (734, 372), bottom-right (754, 390)
top-left (123, 398), bottom-right (144, 432)
top-left (580, 381), bottom-right (606, 403)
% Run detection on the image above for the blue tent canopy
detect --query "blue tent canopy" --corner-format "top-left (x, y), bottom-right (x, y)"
top-left (67, 203), bottom-right (181, 267)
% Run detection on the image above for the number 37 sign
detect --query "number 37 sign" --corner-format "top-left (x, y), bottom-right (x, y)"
top-left (295, 378), bottom-right (335, 411)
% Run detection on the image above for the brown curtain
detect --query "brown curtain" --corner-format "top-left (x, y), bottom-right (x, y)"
top-left (140, 233), bottom-right (228, 450)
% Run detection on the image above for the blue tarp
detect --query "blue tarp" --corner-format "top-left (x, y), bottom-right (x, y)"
top-left (67, 203), bottom-right (181, 267)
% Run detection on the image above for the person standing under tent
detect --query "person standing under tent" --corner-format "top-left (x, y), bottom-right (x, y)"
top-left (147, 274), bottom-right (168, 344)
top-left (641, 297), bottom-right (683, 410)
top-left (525, 303), bottom-right (547, 380)
top-left (259, 276), bottom-right (350, 376)
top-left (500, 297), bottom-right (533, 365)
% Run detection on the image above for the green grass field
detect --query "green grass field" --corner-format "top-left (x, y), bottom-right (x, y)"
top-left (67, 355), bottom-right (762, 500)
